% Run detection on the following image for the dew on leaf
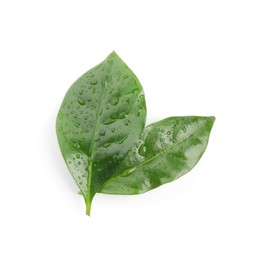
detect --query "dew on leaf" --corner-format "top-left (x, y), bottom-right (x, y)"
top-left (90, 78), bottom-right (98, 85)
top-left (110, 97), bottom-right (119, 106)
top-left (82, 128), bottom-right (89, 133)
top-left (135, 110), bottom-right (140, 117)
top-left (138, 144), bottom-right (147, 156)
top-left (121, 167), bottom-right (136, 177)
top-left (103, 117), bottom-right (116, 125)
top-left (119, 112), bottom-right (126, 119)
top-left (77, 97), bottom-right (85, 106)
top-left (99, 130), bottom-right (106, 136)
top-left (124, 119), bottom-right (130, 126)
top-left (118, 136), bottom-right (127, 144)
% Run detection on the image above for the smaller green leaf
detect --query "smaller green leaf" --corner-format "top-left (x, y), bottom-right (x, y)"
top-left (98, 116), bottom-right (215, 194)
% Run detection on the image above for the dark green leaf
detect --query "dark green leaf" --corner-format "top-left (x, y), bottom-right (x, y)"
top-left (98, 116), bottom-right (215, 195)
top-left (56, 51), bottom-right (146, 215)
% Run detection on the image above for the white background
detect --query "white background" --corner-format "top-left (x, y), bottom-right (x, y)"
top-left (0, 0), bottom-right (268, 259)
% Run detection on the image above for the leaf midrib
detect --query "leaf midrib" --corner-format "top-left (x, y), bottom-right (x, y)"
top-left (87, 74), bottom-right (108, 196)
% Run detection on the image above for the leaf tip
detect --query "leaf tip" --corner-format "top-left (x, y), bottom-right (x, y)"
top-left (110, 50), bottom-right (118, 57)
top-left (210, 116), bottom-right (216, 123)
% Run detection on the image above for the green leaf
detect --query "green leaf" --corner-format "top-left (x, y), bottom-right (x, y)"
top-left (98, 116), bottom-right (215, 195)
top-left (56, 51), bottom-right (146, 215)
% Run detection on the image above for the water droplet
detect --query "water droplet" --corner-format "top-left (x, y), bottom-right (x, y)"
top-left (103, 117), bottom-right (116, 125)
top-left (78, 161), bottom-right (81, 165)
top-left (135, 110), bottom-right (140, 117)
top-left (82, 128), bottom-right (89, 133)
top-left (161, 129), bottom-right (164, 133)
top-left (124, 119), bottom-right (130, 126)
top-left (123, 75), bottom-right (129, 79)
top-left (74, 122), bottom-right (80, 128)
top-left (111, 128), bottom-right (116, 133)
top-left (103, 143), bottom-right (111, 148)
top-left (90, 78), bottom-right (98, 85)
top-left (182, 126), bottom-right (187, 132)
top-left (99, 130), bottom-right (106, 136)
top-left (118, 136), bottom-right (127, 144)
top-left (119, 112), bottom-right (126, 119)
top-left (77, 97), bottom-right (85, 105)
top-left (138, 144), bottom-right (147, 156)
top-left (112, 155), bottom-right (118, 163)
top-left (110, 96), bottom-right (119, 106)
top-left (79, 181), bottom-right (83, 185)
top-left (167, 131), bottom-right (171, 135)
top-left (144, 178), bottom-right (151, 187)
top-left (76, 154), bottom-right (80, 159)
top-left (121, 167), bottom-right (136, 177)
top-left (140, 94), bottom-right (144, 100)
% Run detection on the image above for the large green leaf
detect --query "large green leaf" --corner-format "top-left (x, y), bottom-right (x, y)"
top-left (98, 116), bottom-right (215, 194)
top-left (56, 52), bottom-right (146, 215)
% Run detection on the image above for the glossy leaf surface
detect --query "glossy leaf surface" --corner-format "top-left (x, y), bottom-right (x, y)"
top-left (56, 52), bottom-right (146, 214)
top-left (99, 116), bottom-right (215, 194)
